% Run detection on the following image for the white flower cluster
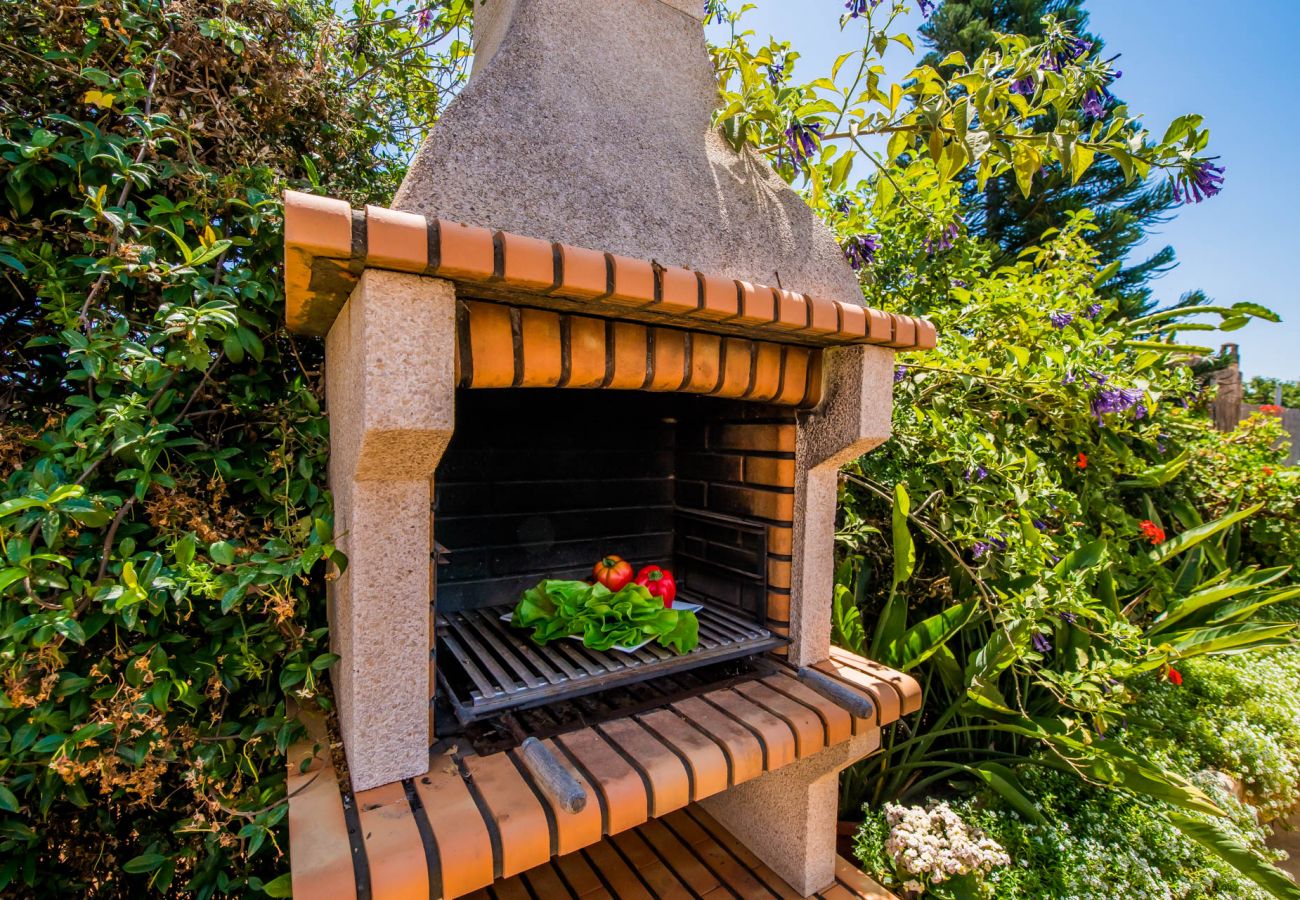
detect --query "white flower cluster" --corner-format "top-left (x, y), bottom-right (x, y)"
top-left (883, 801), bottom-right (1011, 892)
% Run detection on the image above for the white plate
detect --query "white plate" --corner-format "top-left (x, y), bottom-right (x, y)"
top-left (501, 600), bottom-right (702, 654)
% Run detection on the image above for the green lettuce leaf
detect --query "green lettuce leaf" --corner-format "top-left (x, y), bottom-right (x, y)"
top-left (510, 579), bottom-right (699, 654)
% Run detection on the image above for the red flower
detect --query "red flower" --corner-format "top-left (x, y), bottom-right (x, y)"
top-left (1263, 466), bottom-right (1275, 476)
top-left (1260, 404), bottom-right (1282, 415)
top-left (1139, 520), bottom-right (1166, 544)
top-left (1077, 452), bottom-right (1088, 469)
top-left (1167, 667), bottom-right (1183, 686)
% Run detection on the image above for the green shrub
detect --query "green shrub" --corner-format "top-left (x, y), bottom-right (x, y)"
top-left (1128, 647), bottom-right (1300, 819)
top-left (1183, 413), bottom-right (1300, 571)
top-left (0, 0), bottom-right (468, 894)
top-left (855, 770), bottom-right (1279, 899)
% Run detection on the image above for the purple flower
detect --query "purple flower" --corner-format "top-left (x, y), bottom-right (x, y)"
top-left (916, 0), bottom-right (935, 15)
top-left (833, 194), bottom-right (854, 214)
top-left (706, 0), bottom-right (728, 24)
top-left (1033, 519), bottom-right (1049, 532)
top-left (1086, 303), bottom-right (1103, 319)
top-left (767, 55), bottom-right (785, 86)
top-left (842, 234), bottom-right (879, 270)
top-left (1062, 370), bottom-right (1077, 385)
top-left (784, 121), bottom-right (824, 168)
top-left (1058, 611), bottom-right (1078, 625)
top-left (1010, 76), bottom-right (1036, 96)
top-left (1032, 632), bottom-right (1053, 653)
top-left (894, 365), bottom-right (907, 383)
top-left (415, 6), bottom-right (433, 31)
top-left (972, 541), bottom-right (992, 559)
top-left (1050, 311), bottom-right (1074, 329)
top-left (1082, 89), bottom-right (1106, 119)
top-left (963, 466), bottom-right (988, 482)
top-left (1173, 160), bottom-right (1226, 204)
top-left (844, 0), bottom-right (882, 17)
top-left (924, 221), bottom-right (960, 254)
top-left (1041, 36), bottom-right (1093, 73)
top-left (1091, 387), bottom-right (1145, 422)
top-left (951, 278), bottom-right (967, 288)
top-left (1065, 37), bottom-right (1093, 59)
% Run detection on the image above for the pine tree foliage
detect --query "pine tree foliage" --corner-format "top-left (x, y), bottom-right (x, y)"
top-left (920, 0), bottom-right (1180, 313)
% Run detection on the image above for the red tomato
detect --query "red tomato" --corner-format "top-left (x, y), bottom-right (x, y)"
top-left (634, 565), bottom-right (677, 607)
top-left (593, 555), bottom-right (634, 591)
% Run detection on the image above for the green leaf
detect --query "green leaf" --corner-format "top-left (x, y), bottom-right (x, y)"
top-left (971, 762), bottom-right (1047, 825)
top-left (1150, 505), bottom-right (1264, 565)
top-left (1092, 260), bottom-right (1122, 288)
top-left (0, 568), bottom-right (28, 592)
top-left (0, 497), bottom-right (44, 518)
top-left (261, 872), bottom-right (294, 898)
top-left (1070, 144), bottom-right (1096, 184)
top-left (1150, 567), bottom-right (1290, 633)
top-left (54, 617), bottom-right (87, 645)
top-left (1229, 301), bottom-right (1281, 322)
top-left (1117, 451), bottom-right (1191, 488)
top-left (1165, 622), bottom-right (1295, 658)
top-left (123, 853), bottom-right (167, 874)
top-left (882, 601), bottom-right (978, 671)
top-left (1169, 812), bottom-right (1300, 900)
top-left (0, 784), bottom-right (18, 813)
top-left (890, 483), bottom-right (914, 588)
top-left (1053, 540), bottom-right (1107, 576)
top-left (209, 541), bottom-right (236, 566)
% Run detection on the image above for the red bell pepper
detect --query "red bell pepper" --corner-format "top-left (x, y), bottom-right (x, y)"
top-left (634, 565), bottom-right (677, 608)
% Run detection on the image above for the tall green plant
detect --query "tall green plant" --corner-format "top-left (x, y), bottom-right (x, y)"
top-left (827, 222), bottom-right (1293, 893)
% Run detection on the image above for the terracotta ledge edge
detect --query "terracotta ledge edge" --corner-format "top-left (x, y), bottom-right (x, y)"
top-left (282, 189), bottom-right (939, 352)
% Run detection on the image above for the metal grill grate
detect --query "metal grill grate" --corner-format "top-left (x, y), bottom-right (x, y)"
top-left (435, 601), bottom-right (784, 724)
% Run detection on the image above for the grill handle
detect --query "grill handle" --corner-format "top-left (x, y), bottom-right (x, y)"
top-left (796, 667), bottom-right (875, 720)
top-left (518, 737), bottom-right (587, 814)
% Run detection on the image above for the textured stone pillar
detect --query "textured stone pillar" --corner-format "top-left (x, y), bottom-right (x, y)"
top-left (702, 728), bottom-right (882, 895)
top-left (789, 344), bottom-right (894, 667)
top-left (324, 270), bottom-right (457, 791)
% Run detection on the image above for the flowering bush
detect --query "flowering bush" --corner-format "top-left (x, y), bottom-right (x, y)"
top-left (879, 801), bottom-right (1010, 897)
top-left (1183, 412), bottom-right (1300, 571)
top-left (1130, 647), bottom-right (1300, 820)
top-left (710, 2), bottom-right (1299, 895)
top-left (858, 768), bottom-right (1280, 899)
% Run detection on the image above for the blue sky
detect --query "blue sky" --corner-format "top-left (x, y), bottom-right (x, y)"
top-left (705, 1), bottom-right (1299, 380)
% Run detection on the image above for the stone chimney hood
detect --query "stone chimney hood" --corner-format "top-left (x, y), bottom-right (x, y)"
top-left (393, 0), bottom-right (864, 304)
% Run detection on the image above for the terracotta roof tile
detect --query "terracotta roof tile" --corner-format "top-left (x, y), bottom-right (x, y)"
top-left (282, 191), bottom-right (937, 352)
top-left (435, 219), bottom-right (495, 280)
top-left (500, 232), bottom-right (556, 291)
